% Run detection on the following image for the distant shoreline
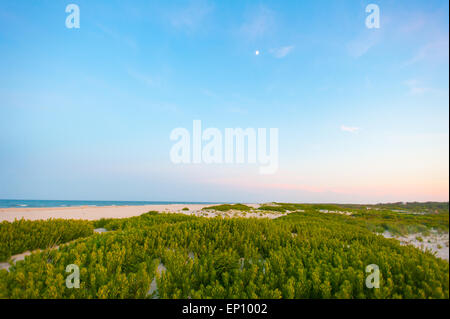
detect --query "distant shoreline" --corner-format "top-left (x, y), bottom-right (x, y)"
top-left (0, 199), bottom-right (224, 209)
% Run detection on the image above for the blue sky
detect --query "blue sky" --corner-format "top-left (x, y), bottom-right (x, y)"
top-left (0, 0), bottom-right (448, 203)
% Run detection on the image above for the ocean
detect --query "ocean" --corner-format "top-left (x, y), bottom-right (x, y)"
top-left (0, 199), bottom-right (220, 209)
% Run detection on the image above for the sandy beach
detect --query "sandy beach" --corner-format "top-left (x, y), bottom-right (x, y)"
top-left (382, 231), bottom-right (449, 261)
top-left (0, 204), bottom-right (212, 222)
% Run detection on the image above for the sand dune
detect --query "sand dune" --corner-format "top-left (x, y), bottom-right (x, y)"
top-left (0, 204), bottom-right (211, 222)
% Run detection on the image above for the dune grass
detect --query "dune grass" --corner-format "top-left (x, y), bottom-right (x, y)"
top-left (202, 204), bottom-right (252, 212)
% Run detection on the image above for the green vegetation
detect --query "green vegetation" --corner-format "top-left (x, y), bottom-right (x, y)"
top-left (258, 205), bottom-right (287, 213)
top-left (349, 209), bottom-right (449, 235)
top-left (182, 207), bottom-right (189, 211)
top-left (337, 202), bottom-right (448, 214)
top-left (370, 202), bottom-right (448, 213)
top-left (259, 203), bottom-right (354, 213)
top-left (0, 206), bottom-right (448, 299)
top-left (258, 202), bottom-right (449, 235)
top-left (203, 204), bottom-right (252, 212)
top-left (0, 219), bottom-right (93, 262)
top-left (93, 211), bottom-right (196, 231)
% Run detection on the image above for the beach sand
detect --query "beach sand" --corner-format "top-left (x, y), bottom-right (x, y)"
top-left (0, 204), bottom-right (261, 222)
top-left (382, 231), bottom-right (449, 261)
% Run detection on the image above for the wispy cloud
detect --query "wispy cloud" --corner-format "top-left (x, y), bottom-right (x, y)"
top-left (240, 5), bottom-right (275, 39)
top-left (97, 24), bottom-right (137, 50)
top-left (199, 89), bottom-right (250, 114)
top-left (347, 32), bottom-right (381, 58)
top-left (227, 106), bottom-right (248, 114)
top-left (341, 125), bottom-right (360, 134)
top-left (269, 45), bottom-right (294, 58)
top-left (167, 0), bottom-right (213, 31)
top-left (404, 79), bottom-right (430, 95)
top-left (126, 68), bottom-right (161, 88)
top-left (398, 16), bottom-right (425, 34)
top-left (200, 88), bottom-right (218, 98)
top-left (403, 38), bottom-right (449, 66)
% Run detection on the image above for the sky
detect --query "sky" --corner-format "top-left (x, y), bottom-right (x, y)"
top-left (0, 0), bottom-right (448, 204)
